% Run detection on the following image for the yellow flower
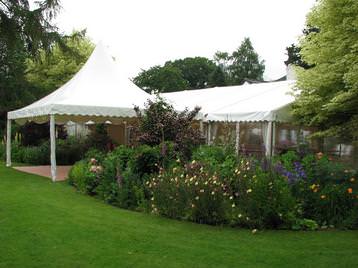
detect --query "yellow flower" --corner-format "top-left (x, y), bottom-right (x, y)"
top-left (195, 196), bottom-right (199, 200)
top-left (199, 189), bottom-right (204, 193)
top-left (252, 229), bottom-right (258, 234)
top-left (320, 195), bottom-right (326, 199)
top-left (350, 178), bottom-right (355, 182)
top-left (238, 214), bottom-right (242, 218)
top-left (246, 189), bottom-right (252, 193)
top-left (232, 203), bottom-right (236, 208)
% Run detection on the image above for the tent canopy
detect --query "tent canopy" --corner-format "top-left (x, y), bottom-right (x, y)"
top-left (161, 80), bottom-right (296, 122)
top-left (8, 42), bottom-right (151, 125)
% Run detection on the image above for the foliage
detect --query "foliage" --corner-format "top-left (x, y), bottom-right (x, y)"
top-left (148, 157), bottom-right (296, 228)
top-left (25, 30), bottom-right (94, 96)
top-left (85, 124), bottom-right (114, 152)
top-left (67, 143), bottom-right (357, 230)
top-left (148, 162), bottom-right (231, 224)
top-left (166, 57), bottom-right (217, 89)
top-left (133, 97), bottom-right (202, 160)
top-left (134, 38), bottom-right (265, 93)
top-left (127, 145), bottom-right (161, 178)
top-left (68, 160), bottom-right (98, 195)
top-left (0, 0), bottom-right (62, 137)
top-left (133, 65), bottom-right (189, 93)
top-left (275, 151), bottom-right (358, 228)
top-left (293, 0), bottom-right (358, 142)
top-left (2, 137), bottom-right (89, 165)
top-left (284, 44), bottom-right (311, 69)
top-left (214, 37), bottom-right (265, 85)
top-left (133, 57), bottom-right (222, 93)
top-left (3, 164), bottom-right (358, 268)
top-left (0, 0), bottom-right (61, 56)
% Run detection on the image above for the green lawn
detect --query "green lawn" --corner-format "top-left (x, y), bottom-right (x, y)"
top-left (0, 164), bottom-right (357, 268)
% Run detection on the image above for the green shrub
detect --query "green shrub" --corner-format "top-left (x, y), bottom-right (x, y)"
top-left (56, 137), bottom-right (88, 165)
top-left (116, 171), bottom-right (147, 210)
top-left (275, 151), bottom-right (358, 228)
top-left (68, 160), bottom-right (99, 195)
top-left (149, 162), bottom-right (231, 224)
top-left (127, 145), bottom-right (161, 178)
top-left (0, 143), bottom-right (6, 161)
top-left (229, 161), bottom-right (297, 229)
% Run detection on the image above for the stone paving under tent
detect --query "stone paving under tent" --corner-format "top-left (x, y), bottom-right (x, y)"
top-left (6, 42), bottom-right (151, 181)
top-left (13, 166), bottom-right (72, 181)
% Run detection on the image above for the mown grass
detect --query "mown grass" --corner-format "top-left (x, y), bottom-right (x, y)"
top-left (0, 163), bottom-right (357, 268)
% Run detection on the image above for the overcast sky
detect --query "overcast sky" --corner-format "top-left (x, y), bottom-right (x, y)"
top-left (53, 0), bottom-right (316, 80)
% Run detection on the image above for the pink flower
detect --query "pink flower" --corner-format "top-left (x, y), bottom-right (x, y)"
top-left (90, 165), bottom-right (97, 173)
top-left (96, 166), bottom-right (103, 173)
top-left (90, 158), bottom-right (97, 165)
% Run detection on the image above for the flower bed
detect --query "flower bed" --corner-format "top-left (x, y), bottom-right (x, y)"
top-left (68, 145), bottom-right (358, 230)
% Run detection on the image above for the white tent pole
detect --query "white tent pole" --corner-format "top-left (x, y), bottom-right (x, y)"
top-left (207, 122), bottom-right (212, 145)
top-left (50, 115), bottom-right (57, 182)
top-left (123, 121), bottom-right (127, 145)
top-left (235, 122), bottom-right (240, 155)
top-left (271, 122), bottom-right (276, 156)
top-left (6, 119), bottom-right (11, 167)
top-left (199, 120), bottom-right (204, 135)
top-left (265, 121), bottom-right (273, 157)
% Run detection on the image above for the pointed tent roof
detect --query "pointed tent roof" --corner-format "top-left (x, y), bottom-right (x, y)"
top-left (8, 42), bottom-right (151, 124)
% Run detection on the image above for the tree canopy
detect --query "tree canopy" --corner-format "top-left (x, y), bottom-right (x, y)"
top-left (26, 31), bottom-right (94, 96)
top-left (214, 37), bottom-right (265, 85)
top-left (134, 37), bottom-right (265, 93)
top-left (133, 57), bottom-right (221, 93)
top-left (293, 0), bottom-right (358, 142)
top-left (0, 0), bottom-right (62, 136)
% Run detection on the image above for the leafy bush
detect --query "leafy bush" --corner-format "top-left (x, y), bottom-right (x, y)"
top-left (0, 143), bottom-right (5, 161)
top-left (275, 151), bottom-right (358, 228)
top-left (133, 97), bottom-right (202, 160)
top-left (127, 145), bottom-right (161, 178)
top-left (68, 160), bottom-right (98, 194)
top-left (67, 145), bottom-right (358, 230)
top-left (148, 158), bottom-right (296, 228)
top-left (148, 162), bottom-right (231, 224)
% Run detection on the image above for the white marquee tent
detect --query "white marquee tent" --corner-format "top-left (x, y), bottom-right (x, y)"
top-left (6, 41), bottom-right (297, 182)
top-left (6, 42), bottom-right (151, 181)
top-left (161, 80), bottom-right (296, 157)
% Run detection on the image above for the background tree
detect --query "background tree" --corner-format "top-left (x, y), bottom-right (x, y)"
top-left (226, 37), bottom-right (265, 85)
top-left (293, 0), bottom-right (358, 142)
top-left (285, 44), bottom-right (311, 69)
top-left (133, 65), bottom-right (189, 93)
top-left (134, 57), bottom-right (223, 93)
top-left (25, 30), bottom-right (94, 97)
top-left (165, 57), bottom-right (217, 89)
top-left (0, 0), bottom-right (62, 137)
top-left (0, 0), bottom-right (62, 56)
